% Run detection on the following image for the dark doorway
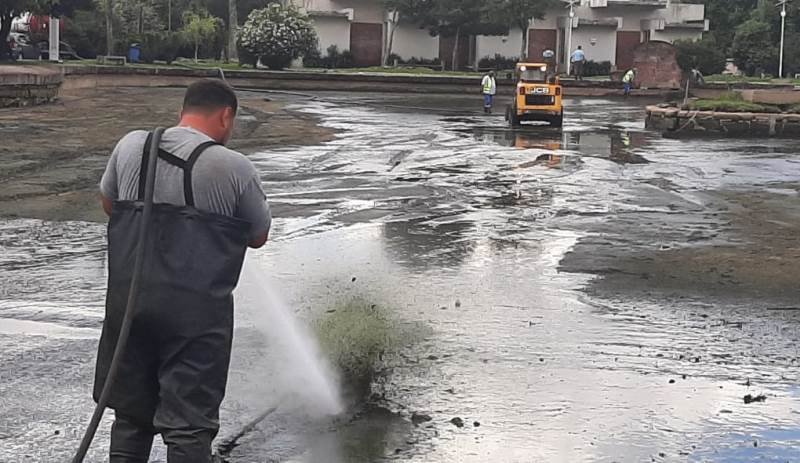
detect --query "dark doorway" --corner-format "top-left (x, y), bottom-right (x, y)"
top-left (528, 29), bottom-right (557, 62)
top-left (350, 23), bottom-right (383, 67)
top-left (616, 31), bottom-right (641, 71)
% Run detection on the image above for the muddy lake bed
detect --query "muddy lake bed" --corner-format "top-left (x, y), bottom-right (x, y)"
top-left (1, 89), bottom-right (799, 462)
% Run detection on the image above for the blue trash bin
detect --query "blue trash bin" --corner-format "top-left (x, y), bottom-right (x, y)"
top-left (128, 44), bottom-right (141, 63)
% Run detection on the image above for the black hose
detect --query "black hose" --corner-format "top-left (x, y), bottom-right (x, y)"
top-left (72, 127), bottom-right (165, 462)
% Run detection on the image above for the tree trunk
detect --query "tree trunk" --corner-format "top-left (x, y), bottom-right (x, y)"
top-left (228, 0), bottom-right (238, 61)
top-left (168, 0), bottom-right (172, 32)
top-left (105, 0), bottom-right (114, 55)
top-left (451, 26), bottom-right (460, 71)
top-left (0, 14), bottom-right (13, 61)
top-left (195, 41), bottom-right (199, 63)
top-left (384, 11), bottom-right (398, 66)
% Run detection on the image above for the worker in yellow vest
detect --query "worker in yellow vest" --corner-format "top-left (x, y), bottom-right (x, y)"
top-left (481, 70), bottom-right (497, 114)
top-left (623, 68), bottom-right (637, 96)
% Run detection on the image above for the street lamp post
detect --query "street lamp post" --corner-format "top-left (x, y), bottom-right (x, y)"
top-left (566, 1), bottom-right (575, 76)
top-left (779, 0), bottom-right (787, 79)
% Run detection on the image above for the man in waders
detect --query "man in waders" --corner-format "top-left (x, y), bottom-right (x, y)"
top-left (481, 70), bottom-right (497, 114)
top-left (94, 79), bottom-right (271, 462)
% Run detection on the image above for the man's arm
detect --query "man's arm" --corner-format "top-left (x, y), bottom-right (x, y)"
top-left (237, 174), bottom-right (272, 249)
top-left (101, 194), bottom-right (114, 217)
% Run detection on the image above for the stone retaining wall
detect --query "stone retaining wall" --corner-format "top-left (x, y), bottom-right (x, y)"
top-left (646, 105), bottom-right (800, 137)
top-left (0, 65), bottom-right (63, 107)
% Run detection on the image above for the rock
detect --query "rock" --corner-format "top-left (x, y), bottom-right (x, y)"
top-left (455, 300), bottom-right (462, 308)
top-left (54, 430), bottom-right (60, 435)
top-left (351, 276), bottom-right (357, 282)
top-left (473, 421), bottom-right (480, 427)
top-left (743, 394), bottom-right (767, 404)
top-left (411, 412), bottom-right (433, 426)
top-left (450, 417), bottom-right (465, 428)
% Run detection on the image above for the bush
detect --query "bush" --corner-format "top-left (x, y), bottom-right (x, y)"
top-left (62, 9), bottom-right (106, 58)
top-left (688, 92), bottom-right (779, 113)
top-left (674, 38), bottom-right (726, 76)
top-left (302, 44), bottom-right (355, 69)
top-left (138, 32), bottom-right (183, 64)
top-left (478, 54), bottom-right (518, 71)
top-left (582, 60), bottom-right (612, 77)
top-left (237, 2), bottom-right (317, 69)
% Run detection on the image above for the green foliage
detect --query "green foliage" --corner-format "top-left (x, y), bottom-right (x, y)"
top-left (138, 30), bottom-right (182, 63)
top-left (61, 8), bottom-right (106, 58)
top-left (303, 44), bottom-right (355, 69)
top-left (478, 53), bottom-right (518, 70)
top-left (182, 10), bottom-right (220, 61)
top-left (732, 17), bottom-right (778, 76)
top-left (674, 37), bottom-right (726, 76)
top-left (236, 2), bottom-right (316, 70)
top-left (689, 93), bottom-right (778, 113)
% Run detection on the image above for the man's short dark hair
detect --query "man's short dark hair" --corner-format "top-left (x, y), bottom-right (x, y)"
top-left (183, 79), bottom-right (238, 114)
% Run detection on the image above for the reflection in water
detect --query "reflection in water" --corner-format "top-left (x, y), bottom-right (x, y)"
top-left (382, 219), bottom-right (475, 270)
top-left (471, 125), bottom-right (651, 165)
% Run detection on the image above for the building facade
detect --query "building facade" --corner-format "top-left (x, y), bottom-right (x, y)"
top-left (292, 0), bottom-right (707, 71)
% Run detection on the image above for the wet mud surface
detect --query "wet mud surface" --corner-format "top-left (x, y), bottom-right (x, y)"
top-left (0, 87), bottom-right (334, 222)
top-left (1, 92), bottom-right (800, 462)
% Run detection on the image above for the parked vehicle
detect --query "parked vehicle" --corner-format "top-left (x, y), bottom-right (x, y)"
top-left (7, 32), bottom-right (29, 60)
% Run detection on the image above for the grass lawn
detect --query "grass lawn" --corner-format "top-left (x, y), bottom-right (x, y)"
top-left (688, 92), bottom-right (782, 113)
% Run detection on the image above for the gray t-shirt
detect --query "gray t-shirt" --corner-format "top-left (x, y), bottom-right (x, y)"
top-left (100, 126), bottom-right (271, 240)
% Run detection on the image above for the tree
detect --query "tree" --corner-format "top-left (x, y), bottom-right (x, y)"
top-left (381, 0), bottom-right (432, 65)
top-left (236, 3), bottom-right (316, 69)
top-left (418, 0), bottom-right (505, 70)
top-left (674, 37), bottom-right (726, 76)
top-left (732, 17), bottom-right (778, 75)
top-left (487, 0), bottom-right (559, 60)
top-left (227, 0), bottom-right (237, 61)
top-left (182, 10), bottom-right (219, 62)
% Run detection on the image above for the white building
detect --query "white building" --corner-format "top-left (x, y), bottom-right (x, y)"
top-left (292, 0), bottom-right (707, 71)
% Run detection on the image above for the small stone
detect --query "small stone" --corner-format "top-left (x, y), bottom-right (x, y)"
top-left (351, 276), bottom-right (357, 282)
top-left (440, 306), bottom-right (448, 310)
top-left (539, 358), bottom-right (545, 362)
top-left (743, 394), bottom-right (767, 404)
top-left (54, 430), bottom-right (60, 435)
top-left (659, 452), bottom-right (666, 458)
top-left (669, 379), bottom-right (676, 384)
top-left (444, 388), bottom-right (456, 394)
top-left (450, 417), bottom-right (465, 428)
top-left (682, 374), bottom-right (687, 380)
top-left (427, 355), bottom-right (439, 361)
top-left (473, 421), bottom-right (480, 427)
top-left (754, 441), bottom-right (758, 447)
top-left (455, 300), bottom-right (462, 308)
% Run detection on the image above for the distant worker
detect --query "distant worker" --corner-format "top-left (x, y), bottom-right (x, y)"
top-left (94, 79), bottom-right (271, 462)
top-left (571, 45), bottom-right (586, 80)
top-left (481, 70), bottom-right (497, 114)
top-left (622, 68), bottom-right (637, 96)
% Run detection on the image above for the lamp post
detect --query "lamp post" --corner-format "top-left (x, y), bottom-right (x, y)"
top-left (779, 0), bottom-right (787, 79)
top-left (566, 1), bottom-right (575, 76)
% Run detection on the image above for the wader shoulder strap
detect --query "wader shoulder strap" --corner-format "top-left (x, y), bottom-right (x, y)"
top-left (136, 133), bottom-right (218, 206)
top-left (183, 141), bottom-right (218, 207)
top-left (138, 132), bottom-right (155, 201)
